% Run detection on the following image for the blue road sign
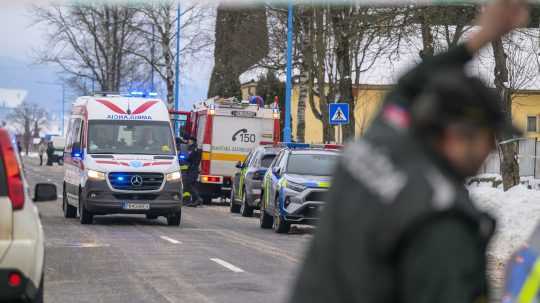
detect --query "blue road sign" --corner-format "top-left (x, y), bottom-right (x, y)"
top-left (329, 103), bottom-right (349, 125)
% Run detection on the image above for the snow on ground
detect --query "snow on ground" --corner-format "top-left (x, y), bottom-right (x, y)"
top-left (468, 183), bottom-right (540, 261)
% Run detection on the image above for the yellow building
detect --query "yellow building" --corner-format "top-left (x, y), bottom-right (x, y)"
top-left (512, 90), bottom-right (540, 140)
top-left (241, 82), bottom-right (540, 142)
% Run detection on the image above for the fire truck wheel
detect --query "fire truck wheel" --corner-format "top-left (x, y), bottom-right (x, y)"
top-left (202, 196), bottom-right (213, 205)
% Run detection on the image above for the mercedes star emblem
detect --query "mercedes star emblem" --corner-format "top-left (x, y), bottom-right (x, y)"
top-left (131, 175), bottom-right (143, 186)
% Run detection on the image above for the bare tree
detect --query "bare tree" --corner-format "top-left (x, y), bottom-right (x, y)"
top-left (208, 5), bottom-right (269, 99)
top-left (489, 31), bottom-right (540, 190)
top-left (32, 4), bottom-right (142, 92)
top-left (8, 103), bottom-right (47, 155)
top-left (130, 2), bottom-right (214, 107)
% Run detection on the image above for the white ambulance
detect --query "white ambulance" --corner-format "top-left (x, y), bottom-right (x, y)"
top-left (189, 97), bottom-right (280, 203)
top-left (62, 93), bottom-right (183, 226)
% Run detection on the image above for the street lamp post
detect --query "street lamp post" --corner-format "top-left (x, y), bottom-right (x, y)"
top-left (284, 1), bottom-right (294, 143)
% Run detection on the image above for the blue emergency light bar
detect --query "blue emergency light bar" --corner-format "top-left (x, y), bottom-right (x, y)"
top-left (273, 142), bottom-right (343, 150)
top-left (124, 91), bottom-right (159, 98)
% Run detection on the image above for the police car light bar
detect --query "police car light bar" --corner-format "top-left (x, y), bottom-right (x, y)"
top-left (273, 142), bottom-right (343, 150)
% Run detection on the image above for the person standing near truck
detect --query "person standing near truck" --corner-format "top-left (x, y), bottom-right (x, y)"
top-left (184, 137), bottom-right (203, 207)
top-left (38, 140), bottom-right (47, 166)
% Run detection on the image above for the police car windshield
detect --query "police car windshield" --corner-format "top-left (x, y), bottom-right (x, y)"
top-left (87, 120), bottom-right (175, 155)
top-left (286, 153), bottom-right (339, 176)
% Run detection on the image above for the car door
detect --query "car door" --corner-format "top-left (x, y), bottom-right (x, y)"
top-left (267, 151), bottom-right (287, 214)
top-left (234, 151), bottom-right (253, 201)
top-left (263, 150), bottom-right (282, 211)
top-left (239, 150), bottom-right (260, 201)
top-left (64, 118), bottom-right (83, 200)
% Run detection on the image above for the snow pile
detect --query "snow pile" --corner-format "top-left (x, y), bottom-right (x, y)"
top-left (468, 183), bottom-right (540, 261)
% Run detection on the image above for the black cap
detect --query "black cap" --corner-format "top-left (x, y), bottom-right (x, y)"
top-left (410, 68), bottom-right (522, 138)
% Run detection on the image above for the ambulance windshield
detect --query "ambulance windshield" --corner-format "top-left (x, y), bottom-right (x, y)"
top-left (87, 120), bottom-right (175, 155)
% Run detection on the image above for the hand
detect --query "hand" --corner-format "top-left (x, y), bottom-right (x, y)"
top-left (467, 0), bottom-right (529, 52)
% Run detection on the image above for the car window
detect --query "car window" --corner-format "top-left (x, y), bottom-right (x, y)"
top-left (286, 153), bottom-right (339, 176)
top-left (260, 154), bottom-right (276, 168)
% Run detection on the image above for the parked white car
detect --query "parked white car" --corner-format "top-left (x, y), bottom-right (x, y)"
top-left (0, 128), bottom-right (57, 302)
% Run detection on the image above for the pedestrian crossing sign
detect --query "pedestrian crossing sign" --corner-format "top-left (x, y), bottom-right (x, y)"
top-left (329, 103), bottom-right (349, 125)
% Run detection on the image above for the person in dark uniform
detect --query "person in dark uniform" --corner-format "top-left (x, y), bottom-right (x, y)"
top-left (184, 137), bottom-right (203, 207)
top-left (46, 141), bottom-right (54, 166)
top-left (289, 1), bottom-right (529, 303)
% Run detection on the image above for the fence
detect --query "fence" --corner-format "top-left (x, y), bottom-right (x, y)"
top-left (479, 138), bottom-right (540, 178)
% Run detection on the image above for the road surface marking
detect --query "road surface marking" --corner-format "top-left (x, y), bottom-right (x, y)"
top-left (210, 258), bottom-right (245, 273)
top-left (160, 236), bottom-right (182, 244)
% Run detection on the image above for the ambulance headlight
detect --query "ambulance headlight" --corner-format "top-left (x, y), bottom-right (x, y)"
top-left (87, 170), bottom-right (106, 181)
top-left (166, 171), bottom-right (182, 182)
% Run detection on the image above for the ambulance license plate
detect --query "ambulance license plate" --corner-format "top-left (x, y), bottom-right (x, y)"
top-left (123, 203), bottom-right (150, 210)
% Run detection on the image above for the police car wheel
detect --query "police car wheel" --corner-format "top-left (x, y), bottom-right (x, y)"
top-left (273, 213), bottom-right (291, 234)
top-left (167, 212), bottom-right (181, 226)
top-left (259, 201), bottom-right (273, 229)
top-left (229, 188), bottom-right (240, 213)
top-left (240, 190), bottom-right (254, 217)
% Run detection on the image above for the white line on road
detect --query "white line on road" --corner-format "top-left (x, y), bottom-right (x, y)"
top-left (160, 236), bottom-right (182, 244)
top-left (210, 258), bottom-right (245, 273)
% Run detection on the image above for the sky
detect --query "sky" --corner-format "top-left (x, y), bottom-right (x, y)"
top-left (0, 2), bottom-right (214, 115)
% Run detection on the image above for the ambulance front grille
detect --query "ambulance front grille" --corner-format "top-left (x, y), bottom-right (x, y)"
top-left (108, 172), bottom-right (164, 191)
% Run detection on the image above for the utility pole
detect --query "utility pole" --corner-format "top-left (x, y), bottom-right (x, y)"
top-left (284, 1), bottom-right (294, 143)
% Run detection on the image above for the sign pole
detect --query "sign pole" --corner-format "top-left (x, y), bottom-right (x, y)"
top-left (284, 1), bottom-right (293, 143)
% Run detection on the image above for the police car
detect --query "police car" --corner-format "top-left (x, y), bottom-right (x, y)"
top-left (259, 144), bottom-right (341, 233)
top-left (230, 145), bottom-right (279, 217)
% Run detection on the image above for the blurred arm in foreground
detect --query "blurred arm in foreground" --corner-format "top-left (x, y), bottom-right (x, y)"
top-left (289, 1), bottom-right (529, 303)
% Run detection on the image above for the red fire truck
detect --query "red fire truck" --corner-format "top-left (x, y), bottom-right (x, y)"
top-left (170, 97), bottom-right (280, 203)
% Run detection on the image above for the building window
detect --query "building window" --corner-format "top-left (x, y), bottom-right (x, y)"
top-left (527, 116), bottom-right (537, 132)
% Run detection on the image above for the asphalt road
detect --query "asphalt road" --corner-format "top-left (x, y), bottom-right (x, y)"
top-left (22, 157), bottom-right (314, 303)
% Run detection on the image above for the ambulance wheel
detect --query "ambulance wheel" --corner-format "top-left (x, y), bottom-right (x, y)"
top-left (240, 189), bottom-right (254, 217)
top-left (78, 191), bottom-right (93, 225)
top-left (229, 188), bottom-right (240, 213)
top-left (62, 185), bottom-right (76, 218)
top-left (259, 200), bottom-right (273, 229)
top-left (167, 212), bottom-right (181, 226)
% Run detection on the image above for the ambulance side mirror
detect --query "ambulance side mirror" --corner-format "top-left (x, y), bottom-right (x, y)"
top-left (235, 161), bottom-right (242, 169)
top-left (272, 167), bottom-right (281, 176)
